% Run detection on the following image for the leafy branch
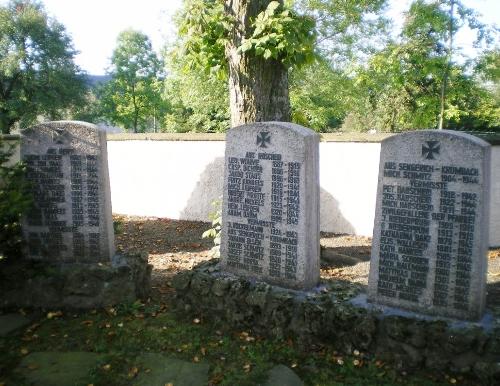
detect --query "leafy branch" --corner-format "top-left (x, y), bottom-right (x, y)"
top-left (238, 1), bottom-right (316, 68)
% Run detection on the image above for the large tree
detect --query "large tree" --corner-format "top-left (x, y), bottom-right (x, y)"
top-left (177, 0), bottom-right (315, 126)
top-left (0, 0), bottom-right (86, 133)
top-left (176, 0), bottom-right (387, 127)
top-left (100, 29), bottom-right (166, 133)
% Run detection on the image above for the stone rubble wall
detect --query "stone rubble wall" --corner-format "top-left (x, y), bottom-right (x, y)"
top-left (0, 253), bottom-right (151, 309)
top-left (172, 260), bottom-right (500, 381)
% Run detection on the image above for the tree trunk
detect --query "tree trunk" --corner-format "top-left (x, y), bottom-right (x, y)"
top-left (225, 0), bottom-right (291, 127)
top-left (438, 0), bottom-right (455, 130)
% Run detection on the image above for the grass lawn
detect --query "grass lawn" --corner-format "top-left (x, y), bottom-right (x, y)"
top-left (0, 300), bottom-right (476, 386)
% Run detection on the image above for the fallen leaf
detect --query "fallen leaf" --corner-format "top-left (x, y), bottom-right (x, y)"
top-left (128, 366), bottom-right (139, 378)
top-left (193, 318), bottom-right (200, 324)
top-left (20, 348), bottom-right (29, 355)
top-left (193, 356), bottom-right (200, 363)
top-left (81, 320), bottom-right (93, 326)
top-left (102, 364), bottom-right (111, 371)
top-left (47, 311), bottom-right (63, 319)
top-left (27, 364), bottom-right (39, 370)
top-left (243, 363), bottom-right (251, 373)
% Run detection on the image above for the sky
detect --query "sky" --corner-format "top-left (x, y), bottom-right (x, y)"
top-left (1, 0), bottom-right (498, 75)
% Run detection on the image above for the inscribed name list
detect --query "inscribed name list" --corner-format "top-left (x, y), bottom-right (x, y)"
top-left (220, 122), bottom-right (320, 289)
top-left (21, 122), bottom-right (115, 263)
top-left (368, 130), bottom-right (490, 320)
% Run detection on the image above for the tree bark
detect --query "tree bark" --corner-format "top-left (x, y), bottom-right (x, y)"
top-left (438, 0), bottom-right (455, 130)
top-left (225, 0), bottom-right (291, 127)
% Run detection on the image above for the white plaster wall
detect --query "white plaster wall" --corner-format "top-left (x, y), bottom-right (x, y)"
top-left (490, 147), bottom-right (500, 247)
top-left (107, 141), bottom-right (226, 220)
top-left (107, 140), bottom-right (500, 247)
top-left (319, 142), bottom-right (380, 236)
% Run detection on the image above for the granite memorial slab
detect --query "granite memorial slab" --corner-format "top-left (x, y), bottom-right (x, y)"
top-left (21, 121), bottom-right (115, 263)
top-left (220, 122), bottom-right (320, 290)
top-left (368, 130), bottom-right (491, 320)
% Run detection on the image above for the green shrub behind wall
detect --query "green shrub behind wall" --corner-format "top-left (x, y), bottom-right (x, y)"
top-left (0, 137), bottom-right (32, 259)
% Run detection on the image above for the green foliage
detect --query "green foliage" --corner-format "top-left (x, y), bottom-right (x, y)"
top-left (0, 0), bottom-right (87, 133)
top-left (0, 307), bottom-right (448, 386)
top-left (290, 58), bottom-right (355, 131)
top-left (170, 0), bottom-right (497, 132)
top-left (100, 30), bottom-right (168, 133)
top-left (343, 0), bottom-right (499, 132)
top-left (162, 51), bottom-right (229, 133)
top-left (177, 0), bottom-right (231, 77)
top-left (202, 199), bottom-right (222, 257)
top-left (296, 0), bottom-right (389, 64)
top-left (238, 1), bottom-right (316, 68)
top-left (177, 0), bottom-right (316, 76)
top-left (0, 137), bottom-right (32, 259)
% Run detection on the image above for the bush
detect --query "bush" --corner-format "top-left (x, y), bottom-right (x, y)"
top-left (0, 137), bottom-right (32, 259)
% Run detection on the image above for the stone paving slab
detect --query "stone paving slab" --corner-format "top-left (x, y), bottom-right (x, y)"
top-left (263, 364), bottom-right (304, 386)
top-left (134, 353), bottom-right (209, 386)
top-left (0, 314), bottom-right (31, 337)
top-left (16, 352), bottom-right (104, 386)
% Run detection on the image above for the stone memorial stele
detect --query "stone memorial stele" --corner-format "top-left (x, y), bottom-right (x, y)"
top-left (220, 122), bottom-right (320, 289)
top-left (21, 121), bottom-right (115, 263)
top-left (368, 130), bottom-right (491, 320)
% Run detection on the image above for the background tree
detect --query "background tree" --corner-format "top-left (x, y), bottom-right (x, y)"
top-left (163, 50), bottom-right (229, 132)
top-left (100, 30), bottom-right (167, 133)
top-left (347, 0), bottom-right (498, 132)
top-left (0, 0), bottom-right (86, 133)
top-left (289, 57), bottom-right (355, 131)
top-left (177, 0), bottom-right (316, 126)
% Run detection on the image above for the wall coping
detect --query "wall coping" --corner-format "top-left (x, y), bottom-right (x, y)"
top-left (3, 132), bottom-right (500, 145)
top-left (106, 132), bottom-right (500, 144)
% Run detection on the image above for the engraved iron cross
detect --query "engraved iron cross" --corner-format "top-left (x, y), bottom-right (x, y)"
top-left (256, 132), bottom-right (271, 148)
top-left (422, 140), bottom-right (440, 160)
top-left (51, 128), bottom-right (68, 144)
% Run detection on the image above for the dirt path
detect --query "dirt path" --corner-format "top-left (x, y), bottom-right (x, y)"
top-left (114, 215), bottom-right (500, 308)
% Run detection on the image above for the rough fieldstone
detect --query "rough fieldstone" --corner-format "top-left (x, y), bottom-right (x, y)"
top-left (263, 364), bottom-right (304, 386)
top-left (134, 353), bottom-right (209, 386)
top-left (17, 352), bottom-right (104, 386)
top-left (171, 271), bottom-right (193, 291)
top-left (0, 314), bottom-right (31, 337)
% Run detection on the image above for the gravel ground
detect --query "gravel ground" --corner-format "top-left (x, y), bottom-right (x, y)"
top-left (114, 215), bottom-right (500, 307)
